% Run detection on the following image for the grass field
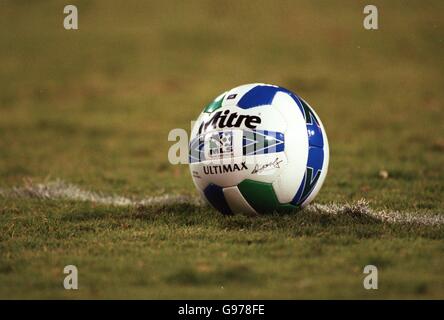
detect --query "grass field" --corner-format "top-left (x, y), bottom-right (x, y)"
top-left (0, 0), bottom-right (443, 299)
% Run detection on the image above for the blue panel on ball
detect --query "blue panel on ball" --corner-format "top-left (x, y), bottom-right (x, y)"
top-left (236, 85), bottom-right (310, 122)
top-left (203, 184), bottom-right (232, 215)
top-left (298, 98), bottom-right (324, 148)
top-left (291, 146), bottom-right (324, 206)
top-left (237, 85), bottom-right (282, 109)
top-left (307, 146), bottom-right (324, 174)
top-left (307, 122), bottom-right (324, 148)
top-left (285, 93), bottom-right (326, 205)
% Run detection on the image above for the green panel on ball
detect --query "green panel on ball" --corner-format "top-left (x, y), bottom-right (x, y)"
top-left (237, 179), bottom-right (298, 214)
top-left (204, 95), bottom-right (224, 113)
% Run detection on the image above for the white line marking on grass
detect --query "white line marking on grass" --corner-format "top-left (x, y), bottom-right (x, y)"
top-left (0, 179), bottom-right (201, 207)
top-left (1, 180), bottom-right (443, 226)
top-left (306, 200), bottom-right (444, 226)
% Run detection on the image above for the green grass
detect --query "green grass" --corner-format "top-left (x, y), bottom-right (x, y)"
top-left (0, 0), bottom-right (443, 298)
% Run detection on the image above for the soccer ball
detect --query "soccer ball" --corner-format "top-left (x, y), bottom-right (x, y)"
top-left (189, 83), bottom-right (329, 215)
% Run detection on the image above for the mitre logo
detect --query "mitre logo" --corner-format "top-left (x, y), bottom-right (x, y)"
top-left (198, 110), bottom-right (261, 134)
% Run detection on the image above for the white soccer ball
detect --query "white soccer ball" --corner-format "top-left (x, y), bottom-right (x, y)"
top-left (189, 83), bottom-right (329, 215)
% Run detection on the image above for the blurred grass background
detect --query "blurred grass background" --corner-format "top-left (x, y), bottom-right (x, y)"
top-left (0, 0), bottom-right (443, 298)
